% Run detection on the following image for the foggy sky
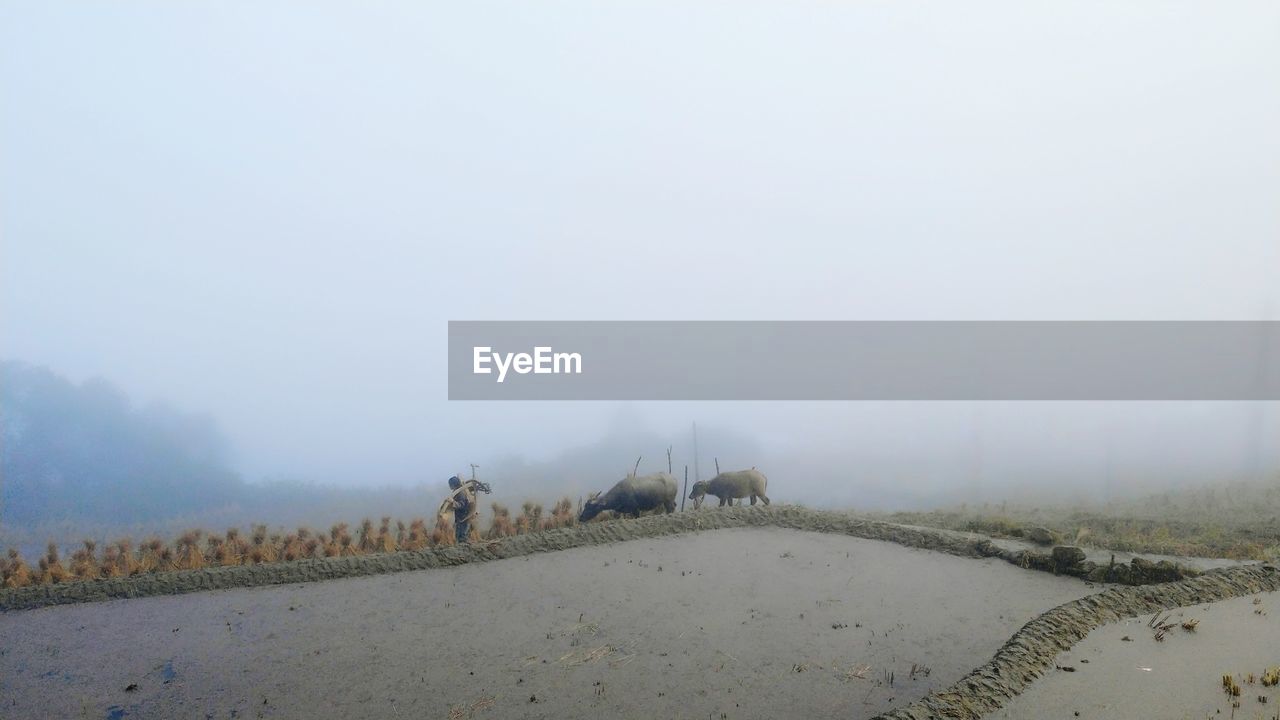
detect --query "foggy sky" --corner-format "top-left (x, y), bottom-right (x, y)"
top-left (2, 1), bottom-right (1278, 498)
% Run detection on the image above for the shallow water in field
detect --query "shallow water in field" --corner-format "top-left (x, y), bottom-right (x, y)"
top-left (992, 590), bottom-right (1280, 720)
top-left (0, 527), bottom-right (1092, 720)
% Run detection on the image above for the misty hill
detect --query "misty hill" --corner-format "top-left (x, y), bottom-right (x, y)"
top-left (1, 361), bottom-right (245, 526)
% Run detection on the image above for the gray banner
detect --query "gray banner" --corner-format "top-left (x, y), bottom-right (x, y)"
top-left (448, 321), bottom-right (1280, 400)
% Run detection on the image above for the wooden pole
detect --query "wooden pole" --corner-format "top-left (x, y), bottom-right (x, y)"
top-left (681, 465), bottom-right (688, 512)
top-left (714, 457), bottom-right (720, 475)
top-left (692, 422), bottom-right (701, 483)
top-left (666, 446), bottom-right (672, 474)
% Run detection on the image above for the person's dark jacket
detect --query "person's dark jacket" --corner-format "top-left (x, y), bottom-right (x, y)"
top-left (453, 493), bottom-right (472, 523)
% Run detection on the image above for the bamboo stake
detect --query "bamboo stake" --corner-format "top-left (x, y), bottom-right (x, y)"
top-left (681, 465), bottom-right (688, 512)
top-left (692, 422), bottom-right (700, 483)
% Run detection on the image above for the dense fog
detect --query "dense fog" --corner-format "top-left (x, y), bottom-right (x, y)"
top-left (2, 1), bottom-right (1279, 540)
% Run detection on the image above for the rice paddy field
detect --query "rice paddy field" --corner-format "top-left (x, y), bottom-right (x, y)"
top-left (0, 527), bottom-right (1093, 720)
top-left (2, 502), bottom-right (1278, 720)
top-left (884, 481), bottom-right (1280, 562)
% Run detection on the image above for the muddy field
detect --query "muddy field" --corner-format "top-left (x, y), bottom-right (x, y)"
top-left (992, 590), bottom-right (1280, 720)
top-left (0, 527), bottom-right (1093, 720)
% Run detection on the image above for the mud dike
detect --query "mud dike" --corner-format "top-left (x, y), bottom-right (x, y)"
top-left (3, 505), bottom-right (1277, 719)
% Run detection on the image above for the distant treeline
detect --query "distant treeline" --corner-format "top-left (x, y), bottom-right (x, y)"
top-left (1, 361), bottom-right (244, 526)
top-left (0, 361), bottom-right (769, 546)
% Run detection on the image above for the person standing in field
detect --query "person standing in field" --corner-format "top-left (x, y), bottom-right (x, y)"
top-left (447, 475), bottom-right (474, 543)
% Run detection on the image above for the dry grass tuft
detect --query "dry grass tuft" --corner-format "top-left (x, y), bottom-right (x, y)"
top-left (402, 518), bottom-right (429, 551)
top-left (41, 542), bottom-right (69, 584)
top-left (3, 548), bottom-right (31, 588)
top-left (280, 533), bottom-right (303, 562)
top-left (69, 540), bottom-right (100, 580)
top-left (357, 518), bottom-right (377, 554)
top-left (1224, 673), bottom-right (1242, 697)
top-left (432, 515), bottom-right (454, 546)
top-left (251, 525), bottom-right (278, 563)
top-left (115, 539), bottom-right (140, 575)
top-left (99, 546), bottom-right (124, 578)
top-left (377, 517), bottom-right (397, 554)
top-left (488, 504), bottom-right (517, 539)
top-left (175, 531), bottom-right (204, 570)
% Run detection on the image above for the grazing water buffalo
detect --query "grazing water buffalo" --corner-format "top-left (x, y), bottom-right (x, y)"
top-left (579, 472), bottom-right (678, 522)
top-left (689, 468), bottom-right (770, 509)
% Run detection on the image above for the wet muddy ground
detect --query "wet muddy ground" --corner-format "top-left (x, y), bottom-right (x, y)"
top-left (991, 590), bottom-right (1280, 720)
top-left (0, 527), bottom-right (1092, 720)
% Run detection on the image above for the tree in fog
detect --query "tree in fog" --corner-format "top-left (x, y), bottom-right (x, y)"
top-left (0, 361), bottom-right (244, 526)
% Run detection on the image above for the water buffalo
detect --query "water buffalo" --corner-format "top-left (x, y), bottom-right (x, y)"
top-left (689, 468), bottom-right (770, 509)
top-left (579, 472), bottom-right (678, 522)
